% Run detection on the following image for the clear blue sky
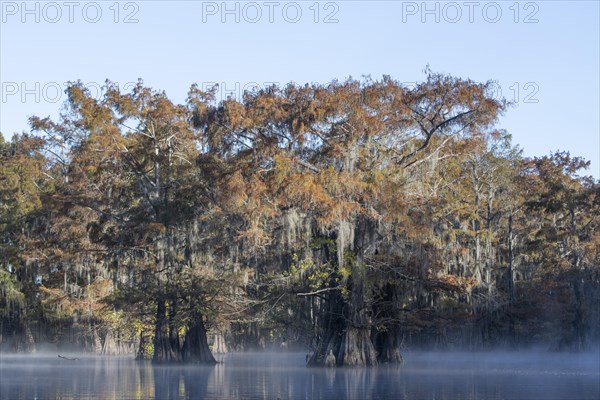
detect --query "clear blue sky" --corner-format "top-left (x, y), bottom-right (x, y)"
top-left (1, 1), bottom-right (599, 178)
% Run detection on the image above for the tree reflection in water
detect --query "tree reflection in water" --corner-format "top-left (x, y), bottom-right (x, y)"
top-left (0, 352), bottom-right (598, 399)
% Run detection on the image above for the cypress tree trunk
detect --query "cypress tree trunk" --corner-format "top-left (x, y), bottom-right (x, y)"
top-left (376, 325), bottom-right (404, 364)
top-left (101, 330), bottom-right (118, 355)
top-left (337, 270), bottom-right (378, 366)
top-left (182, 311), bottom-right (216, 364)
top-left (307, 219), bottom-right (381, 367)
top-left (212, 332), bottom-right (228, 354)
top-left (168, 300), bottom-right (181, 356)
top-left (307, 287), bottom-right (344, 367)
top-left (307, 270), bottom-right (378, 366)
top-left (373, 283), bottom-right (404, 364)
top-left (11, 319), bottom-right (36, 353)
top-left (136, 329), bottom-right (151, 360)
top-left (152, 297), bottom-right (180, 363)
top-left (21, 320), bottom-right (36, 353)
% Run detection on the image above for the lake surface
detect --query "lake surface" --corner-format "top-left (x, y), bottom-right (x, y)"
top-left (0, 351), bottom-right (598, 399)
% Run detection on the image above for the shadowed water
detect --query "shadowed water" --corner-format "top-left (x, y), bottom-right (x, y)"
top-left (0, 351), bottom-right (598, 399)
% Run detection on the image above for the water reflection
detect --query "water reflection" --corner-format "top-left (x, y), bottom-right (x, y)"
top-left (0, 352), bottom-right (598, 399)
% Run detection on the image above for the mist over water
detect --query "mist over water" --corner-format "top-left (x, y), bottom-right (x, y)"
top-left (1, 351), bottom-right (598, 400)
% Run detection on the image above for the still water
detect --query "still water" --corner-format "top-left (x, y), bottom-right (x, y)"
top-left (0, 351), bottom-right (598, 399)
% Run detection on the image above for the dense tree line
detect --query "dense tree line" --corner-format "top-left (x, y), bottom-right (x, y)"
top-left (1, 72), bottom-right (598, 366)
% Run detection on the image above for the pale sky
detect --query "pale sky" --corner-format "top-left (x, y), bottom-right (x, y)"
top-left (1, 1), bottom-right (599, 178)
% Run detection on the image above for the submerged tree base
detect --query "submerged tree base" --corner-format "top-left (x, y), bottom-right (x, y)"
top-left (338, 328), bottom-right (378, 366)
top-left (182, 315), bottom-right (217, 365)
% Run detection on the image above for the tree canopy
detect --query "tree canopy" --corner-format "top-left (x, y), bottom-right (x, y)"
top-left (0, 73), bottom-right (598, 365)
